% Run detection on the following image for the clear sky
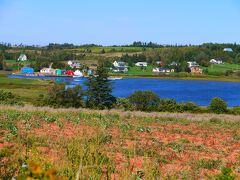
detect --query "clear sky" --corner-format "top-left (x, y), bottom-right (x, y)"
top-left (0, 0), bottom-right (240, 45)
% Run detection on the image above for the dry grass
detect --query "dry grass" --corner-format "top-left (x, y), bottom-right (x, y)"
top-left (1, 105), bottom-right (240, 122)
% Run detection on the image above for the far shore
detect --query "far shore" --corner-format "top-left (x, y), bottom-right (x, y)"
top-left (109, 73), bottom-right (240, 82)
top-left (2, 70), bottom-right (240, 83)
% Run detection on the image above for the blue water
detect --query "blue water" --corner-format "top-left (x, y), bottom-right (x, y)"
top-left (8, 75), bottom-right (240, 107)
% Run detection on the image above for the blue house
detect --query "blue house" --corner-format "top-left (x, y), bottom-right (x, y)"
top-left (21, 67), bottom-right (34, 74)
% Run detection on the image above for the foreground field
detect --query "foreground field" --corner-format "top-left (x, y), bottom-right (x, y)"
top-left (0, 106), bottom-right (239, 179)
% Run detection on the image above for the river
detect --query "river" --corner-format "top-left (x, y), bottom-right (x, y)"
top-left (9, 75), bottom-right (240, 107)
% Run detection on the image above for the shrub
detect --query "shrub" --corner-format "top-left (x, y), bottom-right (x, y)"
top-left (181, 102), bottom-right (200, 113)
top-left (128, 91), bottom-right (160, 111)
top-left (44, 83), bottom-right (84, 108)
top-left (208, 97), bottom-right (227, 114)
top-left (115, 98), bottom-right (133, 111)
top-left (0, 90), bottom-right (24, 106)
top-left (158, 99), bottom-right (180, 112)
top-left (229, 106), bottom-right (240, 115)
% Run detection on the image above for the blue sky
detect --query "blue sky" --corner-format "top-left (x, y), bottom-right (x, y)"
top-left (0, 0), bottom-right (240, 45)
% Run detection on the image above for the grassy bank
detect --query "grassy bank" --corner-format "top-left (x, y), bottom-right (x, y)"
top-left (0, 106), bottom-right (239, 179)
top-left (0, 71), bottom-right (49, 103)
top-left (110, 72), bottom-right (240, 82)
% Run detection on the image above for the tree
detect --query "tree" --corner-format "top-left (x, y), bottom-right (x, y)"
top-left (101, 49), bottom-right (106, 54)
top-left (45, 83), bottom-right (84, 108)
top-left (0, 51), bottom-right (5, 70)
top-left (85, 64), bottom-right (116, 109)
top-left (128, 91), bottom-right (160, 111)
top-left (208, 97), bottom-right (227, 114)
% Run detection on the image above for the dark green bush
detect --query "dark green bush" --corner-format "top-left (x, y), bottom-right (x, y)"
top-left (115, 98), bottom-right (134, 111)
top-left (158, 99), bottom-right (180, 112)
top-left (42, 83), bottom-right (84, 108)
top-left (128, 91), bottom-right (160, 111)
top-left (208, 97), bottom-right (227, 114)
top-left (180, 102), bottom-right (200, 113)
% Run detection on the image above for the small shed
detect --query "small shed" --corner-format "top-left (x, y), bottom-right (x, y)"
top-left (55, 69), bottom-right (62, 76)
top-left (21, 67), bottom-right (34, 74)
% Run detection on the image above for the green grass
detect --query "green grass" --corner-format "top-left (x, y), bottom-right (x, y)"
top-left (0, 74), bottom-right (49, 104)
top-left (4, 59), bottom-right (36, 71)
top-left (206, 63), bottom-right (240, 73)
top-left (127, 65), bottom-right (155, 75)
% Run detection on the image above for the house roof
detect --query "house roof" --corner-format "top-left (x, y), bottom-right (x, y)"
top-left (223, 48), bottom-right (233, 52)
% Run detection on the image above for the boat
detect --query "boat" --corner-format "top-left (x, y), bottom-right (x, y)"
top-left (108, 77), bottom-right (123, 80)
top-left (73, 75), bottom-right (83, 78)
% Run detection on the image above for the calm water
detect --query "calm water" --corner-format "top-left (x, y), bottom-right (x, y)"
top-left (9, 75), bottom-right (240, 107)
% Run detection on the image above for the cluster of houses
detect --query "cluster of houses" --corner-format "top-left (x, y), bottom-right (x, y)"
top-left (20, 60), bottom-right (94, 77)
top-left (19, 47), bottom-right (233, 76)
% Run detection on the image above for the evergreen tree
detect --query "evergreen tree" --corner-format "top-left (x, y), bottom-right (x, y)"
top-left (0, 51), bottom-right (5, 70)
top-left (85, 64), bottom-right (116, 109)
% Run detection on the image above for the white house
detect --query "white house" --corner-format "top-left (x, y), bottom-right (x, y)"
top-left (170, 61), bottom-right (178, 66)
top-left (112, 67), bottom-right (128, 73)
top-left (40, 68), bottom-right (55, 75)
top-left (74, 70), bottom-right (83, 77)
top-left (135, 62), bottom-right (148, 67)
top-left (223, 48), bottom-right (233, 52)
top-left (210, 59), bottom-right (223, 64)
top-left (187, 61), bottom-right (199, 68)
top-left (18, 54), bottom-right (27, 61)
top-left (113, 61), bottom-right (125, 68)
top-left (68, 61), bottom-right (81, 68)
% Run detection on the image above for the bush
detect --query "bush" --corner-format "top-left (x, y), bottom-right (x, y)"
top-left (0, 90), bottom-right (24, 106)
top-left (115, 98), bottom-right (134, 111)
top-left (180, 102), bottom-right (200, 113)
top-left (128, 91), bottom-right (160, 111)
top-left (229, 106), bottom-right (240, 115)
top-left (43, 83), bottom-right (84, 108)
top-left (158, 99), bottom-right (180, 112)
top-left (208, 97), bottom-right (227, 114)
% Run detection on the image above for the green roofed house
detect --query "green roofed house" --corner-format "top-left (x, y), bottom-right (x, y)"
top-left (55, 69), bottom-right (62, 76)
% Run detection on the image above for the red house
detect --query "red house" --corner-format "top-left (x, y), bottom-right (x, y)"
top-left (67, 70), bottom-right (74, 76)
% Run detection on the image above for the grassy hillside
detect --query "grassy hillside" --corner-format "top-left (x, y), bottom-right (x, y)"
top-left (3, 59), bottom-right (35, 71)
top-left (70, 46), bottom-right (147, 53)
top-left (0, 106), bottom-right (239, 179)
top-left (206, 63), bottom-right (240, 73)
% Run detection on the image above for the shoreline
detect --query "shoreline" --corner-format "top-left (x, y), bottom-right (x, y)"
top-left (3, 70), bottom-right (240, 83)
top-left (109, 73), bottom-right (240, 82)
